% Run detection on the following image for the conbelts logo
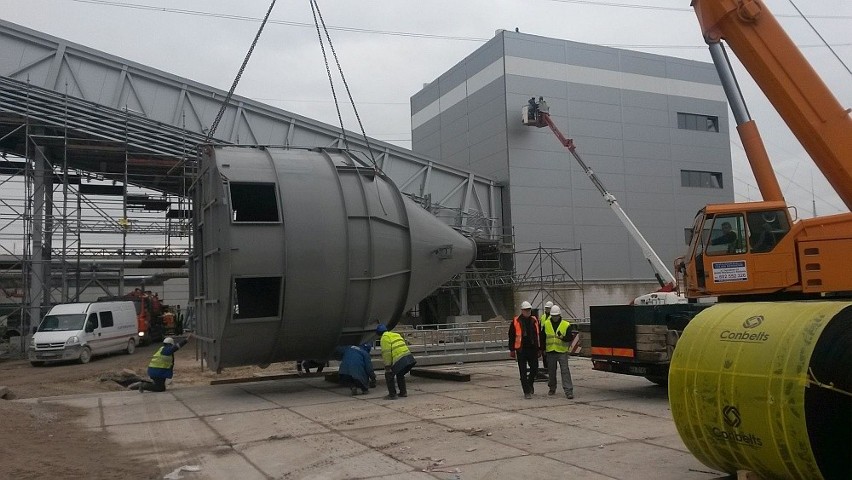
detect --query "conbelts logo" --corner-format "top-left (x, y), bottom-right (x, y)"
top-left (742, 315), bottom-right (763, 329)
top-left (711, 405), bottom-right (763, 447)
top-left (719, 315), bottom-right (769, 343)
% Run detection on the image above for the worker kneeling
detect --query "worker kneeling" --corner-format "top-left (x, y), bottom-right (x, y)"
top-left (130, 334), bottom-right (192, 393)
top-left (376, 324), bottom-right (416, 400)
top-left (542, 306), bottom-right (574, 399)
top-left (337, 343), bottom-right (377, 396)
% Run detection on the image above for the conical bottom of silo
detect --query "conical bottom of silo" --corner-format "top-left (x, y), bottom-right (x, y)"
top-left (403, 200), bottom-right (476, 312)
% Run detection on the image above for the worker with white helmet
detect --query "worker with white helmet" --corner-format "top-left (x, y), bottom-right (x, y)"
top-left (541, 305), bottom-right (575, 399)
top-left (508, 300), bottom-right (542, 399)
top-left (131, 333), bottom-right (193, 392)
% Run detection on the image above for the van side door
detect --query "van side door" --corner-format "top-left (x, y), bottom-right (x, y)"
top-left (83, 312), bottom-right (100, 353)
top-left (98, 310), bottom-right (117, 352)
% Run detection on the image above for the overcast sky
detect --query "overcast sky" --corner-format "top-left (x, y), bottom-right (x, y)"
top-left (2, 0), bottom-right (851, 217)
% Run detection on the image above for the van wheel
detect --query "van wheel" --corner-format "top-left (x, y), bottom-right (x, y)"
top-left (30, 361), bottom-right (45, 367)
top-left (126, 339), bottom-right (136, 355)
top-left (78, 346), bottom-right (92, 364)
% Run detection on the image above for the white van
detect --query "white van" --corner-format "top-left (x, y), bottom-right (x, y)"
top-left (28, 301), bottom-right (138, 366)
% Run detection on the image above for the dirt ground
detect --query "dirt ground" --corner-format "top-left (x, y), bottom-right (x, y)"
top-left (0, 338), bottom-right (296, 479)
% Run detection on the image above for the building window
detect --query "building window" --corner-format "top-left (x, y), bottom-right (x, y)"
top-left (681, 170), bottom-right (723, 189)
top-left (678, 112), bottom-right (719, 132)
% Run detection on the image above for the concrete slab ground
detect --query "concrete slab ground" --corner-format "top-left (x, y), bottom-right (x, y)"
top-left (19, 358), bottom-right (727, 479)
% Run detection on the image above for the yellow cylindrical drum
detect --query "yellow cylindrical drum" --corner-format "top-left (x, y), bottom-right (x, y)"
top-left (669, 301), bottom-right (852, 480)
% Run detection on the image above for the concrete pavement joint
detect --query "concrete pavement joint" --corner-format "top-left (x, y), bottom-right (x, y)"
top-left (172, 387), bottom-right (273, 480)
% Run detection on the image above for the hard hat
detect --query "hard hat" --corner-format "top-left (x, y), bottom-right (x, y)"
top-left (544, 301), bottom-right (553, 309)
top-left (550, 305), bottom-right (561, 316)
top-left (520, 301), bottom-right (532, 310)
top-left (376, 324), bottom-right (388, 334)
top-left (163, 337), bottom-right (175, 345)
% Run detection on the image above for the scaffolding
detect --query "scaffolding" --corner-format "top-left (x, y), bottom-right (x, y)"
top-left (0, 79), bottom-right (197, 352)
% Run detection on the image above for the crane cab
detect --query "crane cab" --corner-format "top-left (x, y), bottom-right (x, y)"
top-left (682, 201), bottom-right (797, 298)
top-left (681, 201), bottom-right (852, 299)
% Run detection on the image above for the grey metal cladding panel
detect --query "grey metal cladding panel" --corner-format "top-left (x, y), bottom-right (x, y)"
top-left (568, 118), bottom-right (623, 140)
top-left (510, 166), bottom-right (565, 188)
top-left (411, 80), bottom-right (440, 114)
top-left (464, 35), bottom-right (504, 76)
top-left (629, 141), bottom-right (672, 160)
top-left (428, 34), bottom-right (504, 98)
top-left (412, 130), bottom-right (442, 158)
top-left (513, 223), bottom-right (575, 246)
top-left (574, 225), bottom-right (630, 246)
top-left (505, 75), bottom-right (569, 100)
top-left (511, 185), bottom-right (572, 208)
top-left (621, 90), bottom-right (669, 110)
top-left (412, 115), bottom-right (441, 141)
top-left (622, 123), bottom-right (671, 143)
top-left (572, 205), bottom-right (625, 228)
top-left (440, 62), bottom-right (469, 97)
top-left (439, 99), bottom-right (468, 125)
top-left (469, 152), bottom-right (509, 180)
top-left (468, 86), bottom-right (507, 123)
top-left (567, 83), bottom-right (621, 105)
top-left (468, 115), bottom-right (506, 147)
top-left (441, 130), bottom-right (470, 159)
top-left (622, 106), bottom-right (669, 127)
top-left (624, 157), bottom-right (675, 175)
top-left (509, 149), bottom-right (571, 171)
top-left (565, 43), bottom-right (620, 70)
top-left (511, 204), bottom-right (574, 227)
top-left (469, 130), bottom-right (506, 160)
top-left (444, 150), bottom-right (471, 169)
top-left (565, 100), bottom-right (622, 123)
top-left (466, 77), bottom-right (506, 112)
top-left (569, 135), bottom-right (625, 158)
top-left (504, 35), bottom-right (567, 64)
top-left (619, 51), bottom-right (667, 78)
top-left (624, 173), bottom-right (673, 194)
top-left (671, 143), bottom-right (731, 166)
top-left (666, 57), bottom-right (721, 85)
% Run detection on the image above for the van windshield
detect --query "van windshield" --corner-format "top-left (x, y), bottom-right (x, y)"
top-left (38, 314), bottom-right (87, 332)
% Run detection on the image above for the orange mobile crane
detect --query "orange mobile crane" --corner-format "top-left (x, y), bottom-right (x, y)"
top-left (681, 0), bottom-right (852, 300)
top-left (674, 1), bottom-right (852, 478)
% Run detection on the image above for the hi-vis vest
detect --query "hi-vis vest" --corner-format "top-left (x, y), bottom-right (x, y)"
top-left (544, 319), bottom-right (571, 353)
top-left (540, 313), bottom-right (551, 324)
top-left (511, 315), bottom-right (540, 350)
top-left (148, 346), bottom-right (174, 369)
top-left (381, 331), bottom-right (411, 366)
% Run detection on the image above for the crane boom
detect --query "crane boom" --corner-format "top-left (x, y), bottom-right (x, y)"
top-left (693, 0), bottom-right (852, 209)
top-left (523, 107), bottom-right (677, 288)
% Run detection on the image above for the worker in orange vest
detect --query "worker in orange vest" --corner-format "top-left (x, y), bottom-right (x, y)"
top-left (508, 301), bottom-right (541, 399)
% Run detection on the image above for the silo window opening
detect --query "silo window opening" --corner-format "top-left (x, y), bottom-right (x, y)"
top-left (233, 277), bottom-right (283, 319)
top-left (229, 183), bottom-right (280, 222)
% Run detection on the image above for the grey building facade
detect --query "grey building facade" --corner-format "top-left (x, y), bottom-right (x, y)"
top-left (411, 30), bottom-right (734, 311)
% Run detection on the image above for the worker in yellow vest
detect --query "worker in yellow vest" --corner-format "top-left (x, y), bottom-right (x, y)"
top-left (541, 306), bottom-right (574, 399)
top-left (131, 333), bottom-right (193, 392)
top-left (377, 324), bottom-right (416, 400)
top-left (539, 301), bottom-right (554, 376)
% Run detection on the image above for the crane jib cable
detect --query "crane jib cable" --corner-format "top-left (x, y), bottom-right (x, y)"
top-left (206, 0), bottom-right (277, 142)
top-left (309, 0), bottom-right (379, 171)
